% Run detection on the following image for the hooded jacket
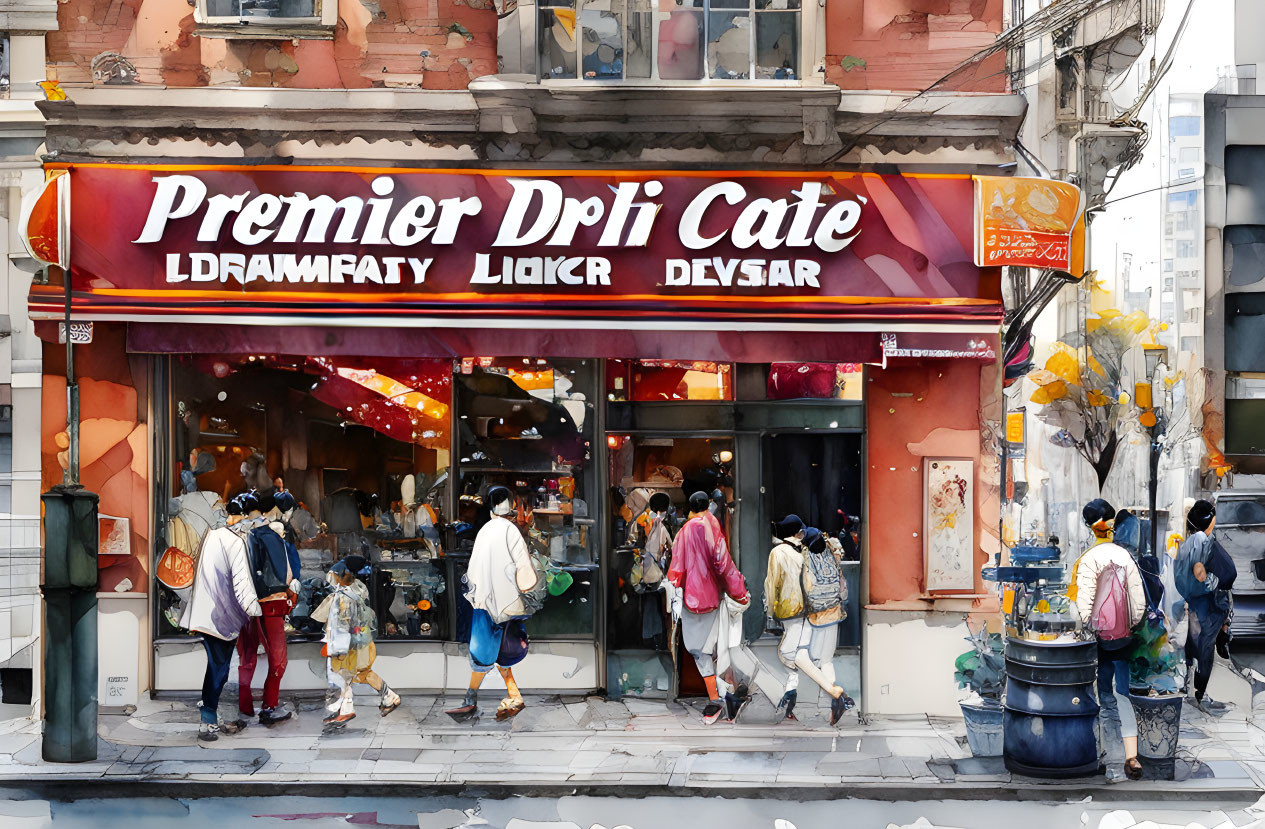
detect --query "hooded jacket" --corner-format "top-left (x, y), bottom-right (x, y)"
top-left (465, 515), bottom-right (536, 624)
top-left (179, 526), bottom-right (262, 640)
top-left (667, 511), bottom-right (746, 614)
top-left (764, 536), bottom-right (805, 620)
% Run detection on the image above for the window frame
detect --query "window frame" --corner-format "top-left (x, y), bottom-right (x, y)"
top-left (537, 0), bottom-right (806, 85)
top-left (194, 0), bottom-right (337, 39)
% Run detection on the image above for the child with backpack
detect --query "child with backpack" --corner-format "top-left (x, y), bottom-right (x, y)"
top-left (1069, 499), bottom-right (1146, 781)
top-left (313, 556), bottom-right (401, 730)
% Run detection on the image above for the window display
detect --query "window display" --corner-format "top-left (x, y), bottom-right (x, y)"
top-left (159, 354), bottom-right (452, 641)
top-left (607, 359), bottom-right (733, 401)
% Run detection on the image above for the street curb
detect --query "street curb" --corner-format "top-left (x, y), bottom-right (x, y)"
top-left (0, 779), bottom-right (1260, 804)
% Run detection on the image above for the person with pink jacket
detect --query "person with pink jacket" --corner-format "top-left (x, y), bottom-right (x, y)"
top-left (667, 491), bottom-right (749, 724)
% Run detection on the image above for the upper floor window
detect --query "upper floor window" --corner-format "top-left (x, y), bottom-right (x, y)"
top-left (197, 0), bottom-right (336, 37)
top-left (539, 0), bottom-right (800, 82)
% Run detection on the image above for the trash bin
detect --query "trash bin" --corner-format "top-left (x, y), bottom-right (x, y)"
top-left (1003, 638), bottom-right (1100, 778)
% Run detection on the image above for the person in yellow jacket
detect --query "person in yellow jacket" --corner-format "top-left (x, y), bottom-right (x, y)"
top-left (764, 517), bottom-right (849, 722)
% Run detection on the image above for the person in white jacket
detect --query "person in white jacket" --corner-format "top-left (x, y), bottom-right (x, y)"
top-left (1069, 499), bottom-right (1147, 781)
top-left (179, 525), bottom-right (261, 742)
top-left (445, 486), bottom-right (537, 722)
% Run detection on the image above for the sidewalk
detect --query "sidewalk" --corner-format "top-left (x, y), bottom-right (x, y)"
top-left (0, 687), bottom-right (1261, 800)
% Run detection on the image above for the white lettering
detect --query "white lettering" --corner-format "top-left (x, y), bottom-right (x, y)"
top-left (814, 199), bottom-right (863, 252)
top-left (679, 182), bottom-right (746, 250)
top-left (434, 197), bottom-right (482, 245)
top-left (494, 180), bottom-right (561, 246)
top-left (548, 197), bottom-right (604, 246)
top-left (732, 198), bottom-right (788, 250)
top-left (470, 253), bottom-right (501, 284)
top-left (232, 194), bottom-right (283, 245)
top-left (515, 257), bottom-right (543, 285)
top-left (587, 257), bottom-right (611, 285)
top-left (388, 196), bottom-right (437, 246)
top-left (557, 257), bottom-right (584, 285)
top-left (165, 253), bottom-right (189, 283)
top-left (352, 255), bottom-right (383, 285)
top-left (274, 194), bottom-right (365, 245)
top-left (331, 254), bottom-right (357, 283)
top-left (249, 254), bottom-right (278, 283)
top-left (786, 183), bottom-right (824, 247)
top-left (382, 257), bottom-right (405, 284)
top-left (190, 253), bottom-right (218, 282)
top-left (738, 261), bottom-right (765, 287)
top-left (362, 177), bottom-right (395, 244)
top-left (714, 257), bottom-right (739, 287)
top-left (794, 259), bottom-right (821, 288)
top-left (134, 175), bottom-right (207, 243)
top-left (769, 259), bottom-right (794, 287)
top-left (665, 259), bottom-right (690, 286)
top-left (221, 253), bottom-right (247, 284)
top-left (406, 258), bottom-right (431, 284)
top-left (276, 254), bottom-right (328, 283)
top-left (199, 193), bottom-right (249, 243)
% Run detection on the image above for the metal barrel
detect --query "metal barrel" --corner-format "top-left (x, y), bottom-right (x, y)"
top-left (1002, 639), bottom-right (1101, 778)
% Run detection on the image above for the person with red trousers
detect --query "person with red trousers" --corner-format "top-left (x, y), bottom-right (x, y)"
top-left (235, 490), bottom-right (302, 726)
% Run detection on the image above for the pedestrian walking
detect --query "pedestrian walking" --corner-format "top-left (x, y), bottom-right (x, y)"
top-left (445, 486), bottom-right (542, 722)
top-left (179, 524), bottom-right (261, 742)
top-left (236, 489), bottom-right (302, 726)
top-left (667, 490), bottom-right (749, 725)
top-left (1176, 499), bottom-right (1237, 714)
top-left (1069, 498), bottom-right (1146, 781)
top-left (314, 556), bottom-right (401, 730)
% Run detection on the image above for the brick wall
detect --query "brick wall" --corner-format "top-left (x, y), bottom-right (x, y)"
top-left (46, 0), bottom-right (497, 89)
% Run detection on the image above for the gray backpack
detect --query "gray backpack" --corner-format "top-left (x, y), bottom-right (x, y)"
top-left (801, 545), bottom-right (842, 616)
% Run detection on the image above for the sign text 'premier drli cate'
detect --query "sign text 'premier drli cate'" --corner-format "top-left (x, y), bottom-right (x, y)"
top-left (24, 165), bottom-right (1022, 327)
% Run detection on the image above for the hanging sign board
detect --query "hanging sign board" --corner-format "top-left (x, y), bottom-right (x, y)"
top-left (973, 176), bottom-right (1086, 277)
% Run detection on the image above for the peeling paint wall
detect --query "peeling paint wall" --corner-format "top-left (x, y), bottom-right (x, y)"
top-left (47, 0), bottom-right (498, 89)
top-left (865, 354), bottom-right (1000, 605)
top-left (825, 0), bottom-right (1005, 93)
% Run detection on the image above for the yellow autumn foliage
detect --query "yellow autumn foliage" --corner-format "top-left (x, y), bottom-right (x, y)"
top-left (1031, 380), bottom-right (1068, 404)
top-left (1087, 389), bottom-right (1110, 406)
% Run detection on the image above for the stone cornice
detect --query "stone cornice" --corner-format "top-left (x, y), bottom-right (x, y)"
top-left (36, 83), bottom-right (1026, 168)
top-left (0, 0), bottom-right (59, 33)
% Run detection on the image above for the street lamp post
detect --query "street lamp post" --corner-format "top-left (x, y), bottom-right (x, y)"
top-left (1139, 345), bottom-right (1170, 559)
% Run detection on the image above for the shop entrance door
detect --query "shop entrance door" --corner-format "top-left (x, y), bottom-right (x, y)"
top-left (605, 434), bottom-right (736, 699)
top-left (761, 432), bottom-right (865, 704)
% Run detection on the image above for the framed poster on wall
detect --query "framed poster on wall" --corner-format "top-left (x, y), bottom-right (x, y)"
top-left (924, 459), bottom-right (975, 592)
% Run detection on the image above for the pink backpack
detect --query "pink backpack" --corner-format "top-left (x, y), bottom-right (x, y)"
top-left (1090, 562), bottom-right (1132, 642)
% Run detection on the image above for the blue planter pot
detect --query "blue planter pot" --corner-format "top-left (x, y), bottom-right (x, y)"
top-left (960, 701), bottom-right (1004, 757)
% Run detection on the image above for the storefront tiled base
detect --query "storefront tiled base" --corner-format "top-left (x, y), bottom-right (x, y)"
top-left (153, 640), bottom-right (598, 693)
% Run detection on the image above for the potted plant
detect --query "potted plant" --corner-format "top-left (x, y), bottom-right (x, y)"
top-left (1128, 611), bottom-right (1183, 778)
top-left (955, 626), bottom-right (1005, 757)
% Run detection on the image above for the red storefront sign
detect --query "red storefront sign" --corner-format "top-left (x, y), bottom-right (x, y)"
top-left (25, 165), bottom-right (1002, 328)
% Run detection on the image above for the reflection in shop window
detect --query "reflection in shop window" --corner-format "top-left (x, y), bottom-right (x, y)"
top-left (541, 0), bottom-right (653, 80)
top-left (766, 362), bottom-right (863, 401)
top-left (204, 0), bottom-right (318, 19)
top-left (607, 360), bottom-right (734, 401)
top-left (160, 354), bottom-right (452, 641)
top-left (454, 354), bottom-right (597, 632)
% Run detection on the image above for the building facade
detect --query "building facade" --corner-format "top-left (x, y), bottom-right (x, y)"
top-left (23, 0), bottom-right (1033, 719)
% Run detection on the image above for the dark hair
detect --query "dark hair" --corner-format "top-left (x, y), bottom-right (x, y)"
top-left (688, 491), bottom-right (710, 514)
top-left (1082, 498), bottom-right (1116, 527)
top-left (648, 492), bottom-right (671, 513)
top-left (804, 527), bottom-right (825, 553)
top-left (1187, 499), bottom-right (1216, 533)
top-left (254, 490), bottom-right (276, 514)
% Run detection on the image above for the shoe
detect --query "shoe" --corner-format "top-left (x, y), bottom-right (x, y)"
top-left (1216, 630), bottom-right (1231, 659)
top-left (1125, 757), bottom-right (1144, 780)
top-left (259, 708), bottom-right (292, 726)
top-left (776, 690), bottom-right (798, 722)
top-left (830, 692), bottom-right (855, 726)
top-left (445, 689), bottom-right (479, 722)
top-left (322, 709), bottom-right (341, 724)
top-left (702, 701), bottom-right (724, 725)
top-left (495, 697), bottom-right (526, 721)
top-left (379, 686), bottom-right (402, 718)
top-left (197, 722), bottom-right (219, 743)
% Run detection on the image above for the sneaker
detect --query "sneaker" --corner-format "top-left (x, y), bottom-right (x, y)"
top-left (197, 722), bottom-right (220, 742)
top-left (702, 701), bottom-right (724, 725)
top-left (259, 708), bottom-right (292, 726)
top-left (322, 708), bottom-right (341, 724)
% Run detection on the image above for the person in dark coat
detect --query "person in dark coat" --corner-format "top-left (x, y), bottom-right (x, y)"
top-left (1176, 500), bottom-right (1237, 714)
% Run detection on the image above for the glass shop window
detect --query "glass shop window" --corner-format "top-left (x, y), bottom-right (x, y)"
top-left (607, 360), bottom-right (734, 401)
top-left (540, 0), bottom-right (798, 81)
top-left (159, 354), bottom-right (453, 642)
top-left (453, 357), bottom-right (598, 637)
top-left (765, 362), bottom-right (864, 400)
top-left (203, 0), bottom-right (318, 20)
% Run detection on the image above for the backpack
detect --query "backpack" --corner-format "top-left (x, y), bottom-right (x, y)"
top-left (248, 526), bottom-right (291, 598)
top-left (1090, 561), bottom-right (1132, 642)
top-left (801, 544), bottom-right (843, 616)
